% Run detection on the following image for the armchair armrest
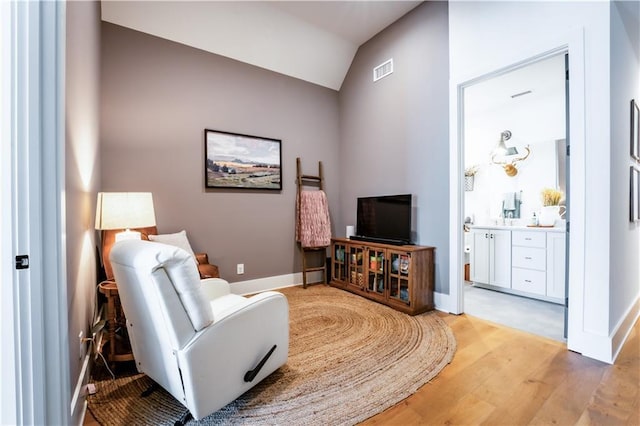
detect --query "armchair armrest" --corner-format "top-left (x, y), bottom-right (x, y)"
top-left (195, 253), bottom-right (219, 279)
top-left (195, 253), bottom-right (209, 264)
top-left (200, 278), bottom-right (231, 300)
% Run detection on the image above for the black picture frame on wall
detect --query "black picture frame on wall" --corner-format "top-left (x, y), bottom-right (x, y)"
top-left (631, 166), bottom-right (640, 222)
top-left (632, 99), bottom-right (640, 161)
top-left (204, 129), bottom-right (282, 190)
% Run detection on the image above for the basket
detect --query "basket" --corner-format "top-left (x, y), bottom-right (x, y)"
top-left (464, 175), bottom-right (474, 191)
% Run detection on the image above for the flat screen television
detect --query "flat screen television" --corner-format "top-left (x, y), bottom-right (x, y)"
top-left (354, 194), bottom-right (412, 245)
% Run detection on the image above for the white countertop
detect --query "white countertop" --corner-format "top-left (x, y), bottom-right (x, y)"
top-left (468, 224), bottom-right (565, 232)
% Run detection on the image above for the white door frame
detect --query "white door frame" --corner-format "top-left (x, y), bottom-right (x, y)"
top-left (1, 0), bottom-right (17, 423)
top-left (448, 29), bottom-right (587, 355)
top-left (1, 1), bottom-right (70, 424)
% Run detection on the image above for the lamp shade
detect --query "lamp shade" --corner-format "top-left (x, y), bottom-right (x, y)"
top-left (95, 192), bottom-right (156, 230)
top-left (492, 130), bottom-right (511, 156)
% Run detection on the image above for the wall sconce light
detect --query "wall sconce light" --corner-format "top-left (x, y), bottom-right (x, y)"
top-left (95, 192), bottom-right (156, 278)
top-left (491, 130), bottom-right (531, 177)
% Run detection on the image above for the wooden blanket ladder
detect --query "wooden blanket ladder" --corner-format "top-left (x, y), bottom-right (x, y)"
top-left (296, 157), bottom-right (327, 288)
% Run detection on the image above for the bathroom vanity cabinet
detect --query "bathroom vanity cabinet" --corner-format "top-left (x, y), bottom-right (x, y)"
top-left (469, 226), bottom-right (566, 304)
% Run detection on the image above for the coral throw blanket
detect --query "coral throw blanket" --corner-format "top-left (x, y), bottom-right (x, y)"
top-left (296, 190), bottom-right (332, 248)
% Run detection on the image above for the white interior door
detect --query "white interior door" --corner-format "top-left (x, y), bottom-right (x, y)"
top-left (0, 2), bottom-right (17, 424)
top-left (2, 2), bottom-right (70, 424)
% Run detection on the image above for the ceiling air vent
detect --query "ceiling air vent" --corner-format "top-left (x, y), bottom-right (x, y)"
top-left (373, 58), bottom-right (393, 82)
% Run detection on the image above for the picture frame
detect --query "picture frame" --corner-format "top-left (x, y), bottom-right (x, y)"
top-left (204, 129), bottom-right (282, 190)
top-left (630, 166), bottom-right (640, 222)
top-left (631, 99), bottom-right (640, 161)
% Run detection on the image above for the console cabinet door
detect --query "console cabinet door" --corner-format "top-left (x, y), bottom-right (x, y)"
top-left (331, 242), bottom-right (348, 286)
top-left (365, 247), bottom-right (386, 299)
top-left (347, 244), bottom-right (365, 290)
top-left (387, 250), bottom-right (411, 306)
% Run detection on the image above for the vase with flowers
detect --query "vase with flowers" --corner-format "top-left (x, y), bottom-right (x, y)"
top-left (539, 188), bottom-right (565, 226)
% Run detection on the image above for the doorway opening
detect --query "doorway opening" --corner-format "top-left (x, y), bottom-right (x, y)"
top-left (460, 52), bottom-right (569, 342)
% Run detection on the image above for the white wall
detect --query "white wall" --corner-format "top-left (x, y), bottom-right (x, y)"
top-left (609, 0), bottom-right (640, 357)
top-left (466, 139), bottom-right (561, 226)
top-left (449, 0), bottom-right (616, 362)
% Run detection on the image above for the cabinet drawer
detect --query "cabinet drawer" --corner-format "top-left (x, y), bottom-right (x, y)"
top-left (512, 246), bottom-right (546, 270)
top-left (512, 268), bottom-right (546, 295)
top-left (512, 231), bottom-right (546, 248)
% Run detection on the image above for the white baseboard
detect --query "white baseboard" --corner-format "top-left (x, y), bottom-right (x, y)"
top-left (611, 296), bottom-right (640, 363)
top-left (231, 271), bottom-right (324, 295)
top-left (434, 291), bottom-right (455, 314)
top-left (574, 296), bottom-right (639, 364)
top-left (70, 351), bottom-right (91, 426)
top-left (232, 273), bottom-right (456, 315)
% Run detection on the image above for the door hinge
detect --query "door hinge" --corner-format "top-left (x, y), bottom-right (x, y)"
top-left (15, 255), bottom-right (29, 270)
top-left (566, 221), bottom-right (570, 233)
top-left (566, 144), bottom-right (570, 156)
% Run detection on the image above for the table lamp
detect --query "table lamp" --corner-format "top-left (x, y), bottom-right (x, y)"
top-left (95, 192), bottom-right (156, 279)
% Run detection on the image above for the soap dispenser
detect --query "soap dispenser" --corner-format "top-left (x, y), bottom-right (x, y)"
top-left (530, 212), bottom-right (538, 227)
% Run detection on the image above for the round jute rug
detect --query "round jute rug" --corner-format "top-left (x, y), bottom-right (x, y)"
top-left (88, 285), bottom-right (456, 425)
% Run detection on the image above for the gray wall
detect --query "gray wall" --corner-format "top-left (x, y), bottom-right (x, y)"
top-left (65, 1), bottom-right (101, 423)
top-left (100, 23), bottom-right (341, 281)
top-left (338, 2), bottom-right (450, 293)
top-left (609, 1), bottom-right (640, 327)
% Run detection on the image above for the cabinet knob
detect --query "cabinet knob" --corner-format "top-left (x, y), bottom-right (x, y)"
top-left (525, 279), bottom-right (532, 283)
top-left (525, 256), bottom-right (532, 260)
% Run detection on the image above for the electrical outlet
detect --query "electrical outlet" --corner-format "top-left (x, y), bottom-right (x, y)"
top-left (237, 263), bottom-right (244, 274)
top-left (85, 383), bottom-right (97, 395)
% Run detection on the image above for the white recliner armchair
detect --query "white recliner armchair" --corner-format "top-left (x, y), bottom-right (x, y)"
top-left (109, 240), bottom-right (289, 423)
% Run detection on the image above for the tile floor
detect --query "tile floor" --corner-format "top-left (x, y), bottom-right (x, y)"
top-left (464, 283), bottom-right (566, 342)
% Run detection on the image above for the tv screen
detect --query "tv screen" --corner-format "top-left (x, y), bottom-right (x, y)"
top-left (356, 194), bottom-right (412, 245)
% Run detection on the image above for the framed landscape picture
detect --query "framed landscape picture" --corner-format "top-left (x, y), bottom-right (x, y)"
top-left (632, 99), bottom-right (640, 161)
top-left (204, 129), bottom-right (282, 190)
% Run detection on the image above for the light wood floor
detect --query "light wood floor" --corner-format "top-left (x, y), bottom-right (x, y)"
top-left (363, 313), bottom-right (639, 425)
top-left (84, 313), bottom-right (639, 426)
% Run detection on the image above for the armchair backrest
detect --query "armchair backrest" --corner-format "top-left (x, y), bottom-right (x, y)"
top-left (109, 240), bottom-right (214, 403)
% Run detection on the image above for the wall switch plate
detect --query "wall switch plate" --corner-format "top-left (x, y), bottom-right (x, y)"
top-left (237, 263), bottom-right (244, 274)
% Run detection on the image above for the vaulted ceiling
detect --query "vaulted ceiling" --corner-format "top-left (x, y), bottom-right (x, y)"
top-left (101, 1), bottom-right (423, 91)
